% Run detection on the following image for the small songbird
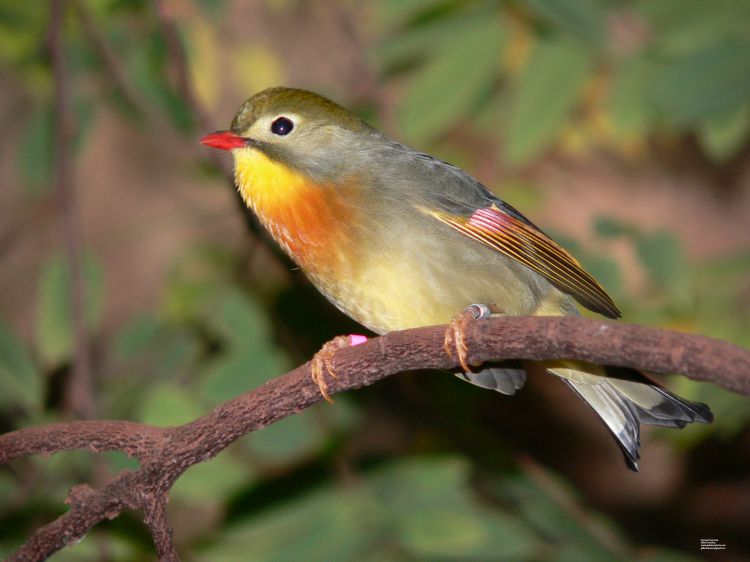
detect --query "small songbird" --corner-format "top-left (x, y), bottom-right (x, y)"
top-left (201, 87), bottom-right (712, 470)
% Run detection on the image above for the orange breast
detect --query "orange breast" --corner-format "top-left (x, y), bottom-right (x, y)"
top-left (232, 147), bottom-right (355, 275)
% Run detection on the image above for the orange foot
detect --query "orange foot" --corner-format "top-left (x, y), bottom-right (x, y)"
top-left (443, 304), bottom-right (494, 372)
top-left (311, 334), bottom-right (368, 403)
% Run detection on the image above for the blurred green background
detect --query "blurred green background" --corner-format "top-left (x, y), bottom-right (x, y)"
top-left (1, 0), bottom-right (749, 560)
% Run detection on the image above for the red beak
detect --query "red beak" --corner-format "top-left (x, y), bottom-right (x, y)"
top-left (200, 130), bottom-right (247, 150)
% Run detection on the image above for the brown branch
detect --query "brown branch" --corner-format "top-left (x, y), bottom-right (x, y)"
top-left (0, 420), bottom-right (167, 463)
top-left (143, 496), bottom-right (179, 562)
top-left (49, 0), bottom-right (94, 418)
top-left (2, 316), bottom-right (748, 561)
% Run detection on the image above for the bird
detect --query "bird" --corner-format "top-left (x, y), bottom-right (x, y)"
top-left (201, 86), bottom-right (712, 471)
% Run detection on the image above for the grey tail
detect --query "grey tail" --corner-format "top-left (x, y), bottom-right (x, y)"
top-left (456, 361), bottom-right (527, 396)
top-left (563, 367), bottom-right (713, 471)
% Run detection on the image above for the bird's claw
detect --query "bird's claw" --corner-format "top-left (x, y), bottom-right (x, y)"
top-left (444, 304), bottom-right (493, 372)
top-left (310, 334), bottom-right (368, 403)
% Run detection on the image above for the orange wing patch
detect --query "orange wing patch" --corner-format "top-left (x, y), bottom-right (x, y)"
top-left (425, 205), bottom-right (621, 318)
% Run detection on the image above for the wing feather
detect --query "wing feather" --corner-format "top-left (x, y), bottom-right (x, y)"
top-left (424, 205), bottom-right (621, 318)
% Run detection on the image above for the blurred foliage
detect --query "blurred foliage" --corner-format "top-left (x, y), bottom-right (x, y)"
top-left (36, 252), bottom-right (104, 368)
top-left (1, 0), bottom-right (749, 560)
top-left (379, 0), bottom-right (750, 162)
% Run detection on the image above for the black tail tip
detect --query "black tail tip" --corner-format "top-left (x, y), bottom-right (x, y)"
top-left (691, 401), bottom-right (714, 424)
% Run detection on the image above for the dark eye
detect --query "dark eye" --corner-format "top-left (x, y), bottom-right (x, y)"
top-left (271, 116), bottom-right (294, 136)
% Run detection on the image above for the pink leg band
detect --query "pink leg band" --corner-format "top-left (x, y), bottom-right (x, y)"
top-left (348, 334), bottom-right (368, 346)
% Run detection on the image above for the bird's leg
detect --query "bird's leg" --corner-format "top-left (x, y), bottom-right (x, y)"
top-left (444, 304), bottom-right (496, 372)
top-left (311, 334), bottom-right (368, 403)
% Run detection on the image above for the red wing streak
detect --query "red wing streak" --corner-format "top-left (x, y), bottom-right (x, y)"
top-left (426, 206), bottom-right (621, 318)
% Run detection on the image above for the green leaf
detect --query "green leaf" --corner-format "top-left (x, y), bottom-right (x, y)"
top-left (102, 451), bottom-right (140, 473)
top-left (138, 382), bottom-right (204, 426)
top-left (697, 103), bottom-right (750, 162)
top-left (248, 408), bottom-right (325, 465)
top-left (691, 251), bottom-right (750, 349)
top-left (201, 457), bottom-right (540, 561)
top-left (636, 0), bottom-right (750, 56)
top-left (523, 0), bottom-right (605, 43)
top-left (0, 471), bottom-right (16, 504)
top-left (105, 325), bottom-right (203, 420)
top-left (200, 340), bottom-right (290, 400)
top-left (42, 531), bottom-right (141, 562)
top-left (200, 488), bottom-right (372, 562)
top-left (0, 3), bottom-right (48, 71)
top-left (608, 57), bottom-right (658, 137)
top-left (653, 38), bottom-right (750, 125)
top-left (195, 0), bottom-right (228, 19)
top-left (35, 252), bottom-right (104, 367)
top-left (199, 289), bottom-right (291, 402)
top-left (505, 38), bottom-right (592, 164)
top-left (204, 288), bottom-right (271, 348)
top-left (71, 94), bottom-right (97, 154)
top-left (171, 451), bottom-right (251, 503)
top-left (397, 506), bottom-right (535, 559)
top-left (373, 458), bottom-right (537, 559)
top-left (112, 313), bottom-right (162, 358)
top-left (19, 98), bottom-right (95, 195)
top-left (124, 31), bottom-right (194, 132)
top-left (593, 216), bottom-right (633, 239)
top-left (375, 0), bottom-right (449, 28)
top-left (371, 456), bottom-right (468, 507)
top-left (398, 16), bottom-right (505, 144)
top-left (499, 472), bottom-right (620, 559)
top-left (19, 104), bottom-right (54, 194)
top-left (633, 230), bottom-right (691, 305)
top-left (397, 508), bottom-right (491, 556)
top-left (0, 320), bottom-right (42, 414)
top-left (377, 11), bottom-right (497, 69)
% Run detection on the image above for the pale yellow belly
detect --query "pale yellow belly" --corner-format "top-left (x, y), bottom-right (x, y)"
top-left (307, 229), bottom-right (565, 335)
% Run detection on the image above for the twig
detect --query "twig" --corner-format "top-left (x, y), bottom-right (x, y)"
top-left (143, 496), bottom-right (179, 562)
top-left (49, 0), bottom-right (94, 418)
top-left (1, 316), bottom-right (748, 560)
top-left (0, 420), bottom-right (167, 463)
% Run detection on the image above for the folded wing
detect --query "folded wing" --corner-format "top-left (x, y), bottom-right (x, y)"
top-left (423, 204), bottom-right (621, 319)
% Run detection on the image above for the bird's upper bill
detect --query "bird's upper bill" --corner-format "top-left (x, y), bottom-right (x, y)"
top-left (200, 130), bottom-right (246, 151)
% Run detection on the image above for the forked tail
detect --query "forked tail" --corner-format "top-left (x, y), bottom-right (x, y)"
top-left (558, 366), bottom-right (713, 471)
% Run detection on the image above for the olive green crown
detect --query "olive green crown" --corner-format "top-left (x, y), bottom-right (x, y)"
top-left (230, 87), bottom-right (369, 134)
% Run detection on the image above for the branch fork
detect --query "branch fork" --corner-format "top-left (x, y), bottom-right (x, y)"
top-left (2, 316), bottom-right (749, 561)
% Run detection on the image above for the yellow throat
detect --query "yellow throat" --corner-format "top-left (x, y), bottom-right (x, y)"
top-left (232, 147), bottom-right (353, 268)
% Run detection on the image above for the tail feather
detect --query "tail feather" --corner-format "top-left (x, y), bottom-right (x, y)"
top-left (609, 379), bottom-right (713, 425)
top-left (563, 378), bottom-right (642, 470)
top-left (558, 367), bottom-right (713, 471)
top-left (455, 357), bottom-right (712, 471)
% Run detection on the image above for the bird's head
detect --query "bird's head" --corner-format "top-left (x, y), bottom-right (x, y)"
top-left (201, 87), bottom-right (374, 185)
